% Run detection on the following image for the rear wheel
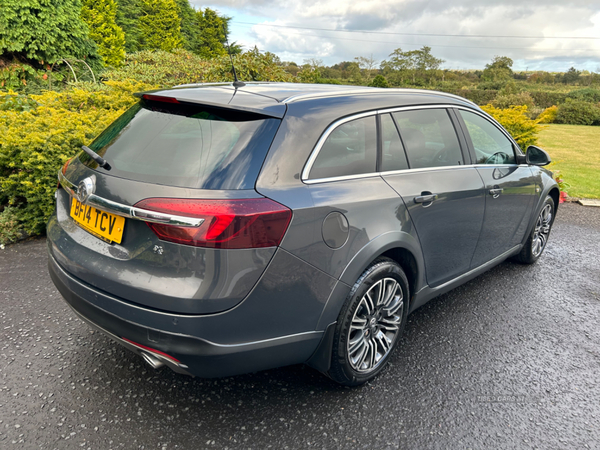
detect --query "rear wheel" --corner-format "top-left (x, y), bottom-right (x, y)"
top-left (514, 195), bottom-right (555, 264)
top-left (328, 258), bottom-right (409, 386)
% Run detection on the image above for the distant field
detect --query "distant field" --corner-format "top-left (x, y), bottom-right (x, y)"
top-left (537, 124), bottom-right (600, 199)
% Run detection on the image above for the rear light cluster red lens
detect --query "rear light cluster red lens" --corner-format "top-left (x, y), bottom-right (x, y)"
top-left (58, 157), bottom-right (74, 188)
top-left (134, 198), bottom-right (292, 249)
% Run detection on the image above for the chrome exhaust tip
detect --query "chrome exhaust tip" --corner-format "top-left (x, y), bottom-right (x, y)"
top-left (141, 351), bottom-right (165, 369)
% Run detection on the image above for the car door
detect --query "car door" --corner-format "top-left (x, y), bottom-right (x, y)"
top-left (454, 108), bottom-right (538, 267)
top-left (380, 108), bottom-right (485, 288)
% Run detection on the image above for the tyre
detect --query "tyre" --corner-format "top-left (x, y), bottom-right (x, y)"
top-left (513, 195), bottom-right (555, 264)
top-left (328, 257), bottom-right (409, 386)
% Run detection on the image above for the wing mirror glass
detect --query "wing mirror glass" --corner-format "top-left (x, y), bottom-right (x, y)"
top-left (526, 145), bottom-right (551, 166)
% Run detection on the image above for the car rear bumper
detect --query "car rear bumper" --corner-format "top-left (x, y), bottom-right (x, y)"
top-left (48, 252), bottom-right (325, 378)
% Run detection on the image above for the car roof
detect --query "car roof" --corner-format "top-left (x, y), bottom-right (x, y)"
top-left (141, 82), bottom-right (477, 119)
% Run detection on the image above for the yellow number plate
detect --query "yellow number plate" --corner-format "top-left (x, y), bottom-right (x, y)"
top-left (70, 198), bottom-right (125, 244)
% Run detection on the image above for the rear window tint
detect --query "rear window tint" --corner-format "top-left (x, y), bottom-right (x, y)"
top-left (309, 116), bottom-right (377, 180)
top-left (81, 100), bottom-right (280, 190)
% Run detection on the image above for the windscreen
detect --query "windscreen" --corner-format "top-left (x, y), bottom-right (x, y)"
top-left (80, 99), bottom-right (281, 190)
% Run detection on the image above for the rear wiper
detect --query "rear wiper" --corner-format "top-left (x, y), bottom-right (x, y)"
top-left (82, 145), bottom-right (111, 170)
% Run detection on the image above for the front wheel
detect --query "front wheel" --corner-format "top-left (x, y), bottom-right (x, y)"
top-left (513, 195), bottom-right (555, 264)
top-left (328, 258), bottom-right (409, 386)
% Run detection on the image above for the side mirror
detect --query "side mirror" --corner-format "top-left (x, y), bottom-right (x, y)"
top-left (526, 145), bottom-right (551, 166)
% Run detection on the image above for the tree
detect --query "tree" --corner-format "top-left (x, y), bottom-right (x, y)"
top-left (0, 0), bottom-right (98, 65)
top-left (81, 0), bottom-right (125, 67)
top-left (115, 0), bottom-right (143, 53)
top-left (381, 46), bottom-right (444, 85)
top-left (481, 56), bottom-right (513, 82)
top-left (355, 54), bottom-right (378, 82)
top-left (139, 0), bottom-right (184, 52)
top-left (562, 67), bottom-right (581, 84)
top-left (195, 8), bottom-right (228, 58)
top-left (174, 0), bottom-right (201, 53)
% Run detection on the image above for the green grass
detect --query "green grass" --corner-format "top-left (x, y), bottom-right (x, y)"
top-left (537, 124), bottom-right (600, 199)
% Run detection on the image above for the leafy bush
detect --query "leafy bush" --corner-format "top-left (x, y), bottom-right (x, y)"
top-left (491, 92), bottom-right (535, 109)
top-left (105, 48), bottom-right (293, 88)
top-left (481, 104), bottom-right (541, 149)
top-left (315, 78), bottom-right (343, 85)
top-left (566, 88), bottom-right (600, 103)
top-left (0, 206), bottom-right (21, 245)
top-left (555, 99), bottom-right (600, 125)
top-left (537, 105), bottom-right (558, 124)
top-left (528, 91), bottom-right (568, 109)
top-left (0, 80), bottom-right (152, 236)
top-left (370, 75), bottom-right (389, 88)
top-left (448, 89), bottom-right (498, 105)
top-left (546, 162), bottom-right (570, 203)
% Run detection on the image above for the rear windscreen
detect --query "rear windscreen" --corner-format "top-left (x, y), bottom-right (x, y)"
top-left (80, 99), bottom-right (281, 190)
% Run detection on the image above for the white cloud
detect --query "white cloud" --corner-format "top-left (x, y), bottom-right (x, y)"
top-left (199, 0), bottom-right (600, 70)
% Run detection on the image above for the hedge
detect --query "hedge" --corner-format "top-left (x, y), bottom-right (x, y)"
top-left (0, 80), bottom-right (153, 241)
top-left (481, 104), bottom-right (541, 149)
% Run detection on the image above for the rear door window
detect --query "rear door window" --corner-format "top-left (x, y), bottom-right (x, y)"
top-left (392, 109), bottom-right (463, 169)
top-left (308, 116), bottom-right (377, 180)
top-left (81, 100), bottom-right (281, 190)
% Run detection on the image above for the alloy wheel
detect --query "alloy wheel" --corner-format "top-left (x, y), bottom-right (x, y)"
top-left (532, 203), bottom-right (553, 257)
top-left (347, 278), bottom-right (404, 373)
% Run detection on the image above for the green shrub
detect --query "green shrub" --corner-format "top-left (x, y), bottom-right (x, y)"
top-left (481, 104), bottom-right (541, 149)
top-left (528, 91), bottom-right (568, 109)
top-left (451, 89), bottom-right (498, 105)
top-left (555, 99), bottom-right (600, 125)
top-left (566, 88), bottom-right (600, 103)
top-left (491, 92), bottom-right (535, 109)
top-left (0, 206), bottom-right (21, 245)
top-left (316, 78), bottom-right (343, 85)
top-left (369, 75), bottom-right (389, 88)
top-left (105, 49), bottom-right (293, 88)
top-left (0, 80), bottom-right (152, 236)
top-left (537, 105), bottom-right (558, 124)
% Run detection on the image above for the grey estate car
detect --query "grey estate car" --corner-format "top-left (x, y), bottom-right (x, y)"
top-left (48, 83), bottom-right (558, 386)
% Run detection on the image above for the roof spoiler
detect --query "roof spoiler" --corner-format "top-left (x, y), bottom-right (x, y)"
top-left (134, 91), bottom-right (285, 119)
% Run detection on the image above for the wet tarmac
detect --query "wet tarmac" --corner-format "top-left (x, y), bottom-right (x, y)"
top-left (1, 202), bottom-right (599, 449)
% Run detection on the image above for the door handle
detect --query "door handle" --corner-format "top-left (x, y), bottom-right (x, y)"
top-left (489, 188), bottom-right (504, 198)
top-left (414, 193), bottom-right (438, 204)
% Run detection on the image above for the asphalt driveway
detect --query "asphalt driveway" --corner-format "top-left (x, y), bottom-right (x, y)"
top-left (1, 202), bottom-right (599, 449)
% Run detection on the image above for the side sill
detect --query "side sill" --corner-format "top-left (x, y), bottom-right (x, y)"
top-left (409, 244), bottom-right (522, 313)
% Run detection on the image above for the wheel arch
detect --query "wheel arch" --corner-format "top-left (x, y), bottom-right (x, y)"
top-left (340, 232), bottom-right (424, 295)
top-left (307, 237), bottom-right (423, 375)
top-left (548, 187), bottom-right (560, 215)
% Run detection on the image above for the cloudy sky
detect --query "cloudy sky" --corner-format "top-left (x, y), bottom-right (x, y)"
top-left (192, 0), bottom-right (600, 72)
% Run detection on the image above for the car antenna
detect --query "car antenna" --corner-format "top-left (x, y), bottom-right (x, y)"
top-left (223, 24), bottom-right (245, 88)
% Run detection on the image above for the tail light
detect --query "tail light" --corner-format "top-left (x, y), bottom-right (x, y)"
top-left (134, 198), bottom-right (292, 249)
top-left (58, 157), bottom-right (74, 188)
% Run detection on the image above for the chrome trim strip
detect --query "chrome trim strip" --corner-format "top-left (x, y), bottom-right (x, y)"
top-left (301, 103), bottom-right (525, 184)
top-left (304, 173), bottom-right (381, 185)
top-left (58, 170), bottom-right (204, 227)
top-left (301, 110), bottom-right (377, 181)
